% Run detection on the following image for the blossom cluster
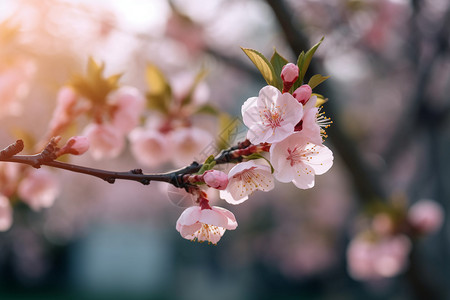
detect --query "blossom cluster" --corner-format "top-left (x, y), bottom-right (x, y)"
top-left (175, 55), bottom-right (335, 244)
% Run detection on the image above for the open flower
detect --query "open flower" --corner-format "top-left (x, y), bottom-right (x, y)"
top-left (220, 160), bottom-right (274, 205)
top-left (176, 205), bottom-right (237, 244)
top-left (242, 85), bottom-right (303, 144)
top-left (270, 132), bottom-right (333, 189)
top-left (170, 127), bottom-right (213, 167)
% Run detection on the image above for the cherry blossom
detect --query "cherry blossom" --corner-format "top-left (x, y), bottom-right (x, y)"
top-left (83, 123), bottom-right (125, 160)
top-left (18, 169), bottom-right (60, 211)
top-left (242, 85), bottom-right (303, 144)
top-left (408, 199), bottom-right (444, 235)
top-left (347, 234), bottom-right (411, 280)
top-left (169, 127), bottom-right (214, 167)
top-left (220, 160), bottom-right (274, 205)
top-left (176, 205), bottom-right (237, 244)
top-left (270, 132), bottom-right (333, 189)
top-left (108, 86), bottom-right (145, 134)
top-left (0, 195), bottom-right (13, 231)
top-left (129, 127), bottom-right (171, 167)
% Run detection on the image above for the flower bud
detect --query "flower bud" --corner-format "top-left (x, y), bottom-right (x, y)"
top-left (57, 136), bottom-right (90, 156)
top-left (203, 170), bottom-right (228, 190)
top-left (293, 84), bottom-right (312, 105)
top-left (281, 63), bottom-right (299, 93)
top-left (281, 63), bottom-right (299, 84)
top-left (408, 199), bottom-right (444, 235)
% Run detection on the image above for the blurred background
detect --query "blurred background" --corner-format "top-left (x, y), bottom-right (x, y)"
top-left (0, 0), bottom-right (449, 299)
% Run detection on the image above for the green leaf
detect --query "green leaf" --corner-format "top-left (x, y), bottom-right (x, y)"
top-left (308, 74), bottom-right (330, 89)
top-left (145, 64), bottom-right (172, 114)
top-left (299, 37), bottom-right (324, 84)
top-left (241, 48), bottom-right (278, 88)
top-left (242, 153), bottom-right (274, 173)
top-left (195, 104), bottom-right (220, 115)
top-left (69, 57), bottom-right (121, 105)
top-left (270, 49), bottom-right (289, 88)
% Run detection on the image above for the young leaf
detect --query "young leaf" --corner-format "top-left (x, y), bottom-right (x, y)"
top-left (195, 104), bottom-right (220, 115)
top-left (308, 74), bottom-right (330, 89)
top-left (270, 49), bottom-right (289, 88)
top-left (298, 37), bottom-right (324, 84)
top-left (312, 93), bottom-right (328, 107)
top-left (241, 48), bottom-right (278, 88)
top-left (145, 64), bottom-right (172, 114)
top-left (242, 153), bottom-right (274, 173)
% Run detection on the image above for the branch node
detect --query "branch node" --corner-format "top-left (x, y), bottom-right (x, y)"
top-left (104, 177), bottom-right (116, 184)
top-left (140, 179), bottom-right (150, 185)
top-left (0, 140), bottom-right (24, 159)
top-left (131, 169), bottom-right (143, 174)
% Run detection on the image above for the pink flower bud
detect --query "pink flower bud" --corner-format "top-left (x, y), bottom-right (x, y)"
top-left (57, 136), bottom-right (90, 156)
top-left (203, 170), bottom-right (228, 190)
top-left (408, 199), bottom-right (444, 234)
top-left (293, 84), bottom-right (312, 105)
top-left (281, 63), bottom-right (299, 84)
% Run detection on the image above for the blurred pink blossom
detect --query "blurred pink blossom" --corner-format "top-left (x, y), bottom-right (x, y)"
top-left (48, 86), bottom-right (79, 135)
top-left (220, 160), bottom-right (274, 205)
top-left (0, 194), bottom-right (13, 231)
top-left (108, 86), bottom-right (145, 134)
top-left (169, 127), bottom-right (213, 167)
top-left (129, 127), bottom-right (171, 167)
top-left (270, 132), bottom-right (333, 189)
top-left (0, 60), bottom-right (35, 118)
top-left (83, 123), bottom-right (124, 160)
top-left (347, 234), bottom-right (411, 281)
top-left (242, 85), bottom-right (303, 144)
top-left (18, 169), bottom-right (60, 211)
top-left (176, 205), bottom-right (237, 244)
top-left (408, 199), bottom-right (444, 235)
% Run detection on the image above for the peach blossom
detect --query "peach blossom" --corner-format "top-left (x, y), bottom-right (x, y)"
top-left (18, 169), bottom-right (60, 211)
top-left (220, 161), bottom-right (274, 205)
top-left (270, 132), bottom-right (333, 189)
top-left (176, 205), bottom-right (237, 244)
top-left (129, 127), bottom-right (171, 167)
top-left (242, 85), bottom-right (303, 144)
top-left (203, 170), bottom-right (228, 190)
top-left (83, 123), bottom-right (125, 160)
top-left (109, 86), bottom-right (145, 134)
top-left (169, 127), bottom-right (213, 167)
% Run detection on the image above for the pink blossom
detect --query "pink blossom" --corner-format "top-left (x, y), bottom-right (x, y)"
top-left (270, 132), bottom-right (333, 189)
top-left (408, 199), bottom-right (444, 234)
top-left (0, 195), bottom-right (13, 231)
top-left (176, 205), bottom-right (237, 244)
top-left (18, 169), bottom-right (60, 211)
top-left (242, 85), bottom-right (303, 144)
top-left (109, 86), bottom-right (145, 134)
top-left (83, 123), bottom-right (125, 160)
top-left (169, 127), bottom-right (213, 167)
top-left (0, 60), bottom-right (35, 118)
top-left (347, 235), bottom-right (411, 280)
top-left (129, 127), bottom-right (171, 167)
top-left (293, 84), bottom-right (312, 105)
top-left (203, 170), bottom-right (228, 190)
top-left (220, 160), bottom-right (274, 205)
top-left (57, 136), bottom-right (90, 156)
top-left (296, 103), bottom-right (322, 145)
